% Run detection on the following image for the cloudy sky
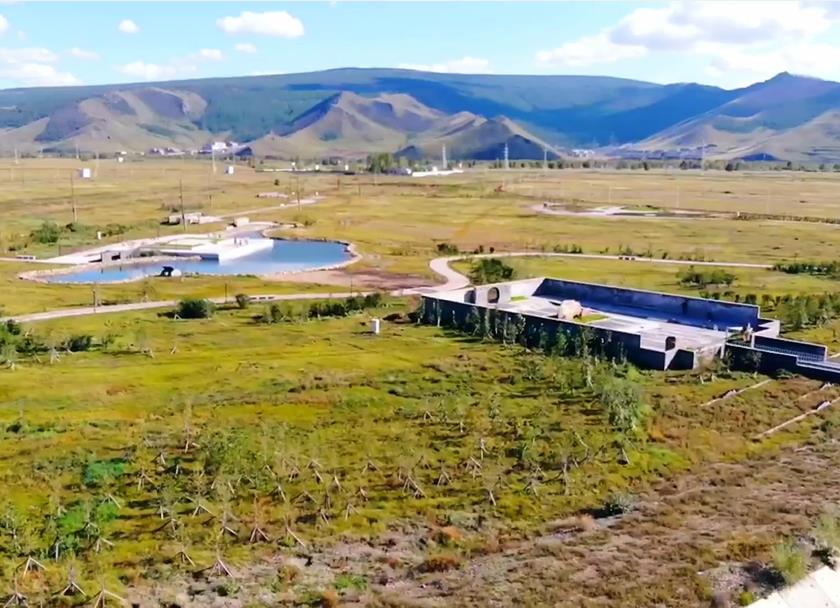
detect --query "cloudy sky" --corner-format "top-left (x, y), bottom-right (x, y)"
top-left (0, 1), bottom-right (839, 89)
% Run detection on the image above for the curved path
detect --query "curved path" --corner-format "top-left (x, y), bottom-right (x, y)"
top-left (4, 252), bottom-right (773, 324)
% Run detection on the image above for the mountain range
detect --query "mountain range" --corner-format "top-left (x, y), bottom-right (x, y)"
top-left (0, 68), bottom-right (838, 161)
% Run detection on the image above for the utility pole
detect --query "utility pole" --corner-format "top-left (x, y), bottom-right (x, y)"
top-left (543, 146), bottom-right (548, 171)
top-left (70, 172), bottom-right (77, 223)
top-left (179, 179), bottom-right (186, 233)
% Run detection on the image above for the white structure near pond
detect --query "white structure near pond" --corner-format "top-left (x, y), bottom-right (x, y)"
top-left (155, 235), bottom-right (273, 262)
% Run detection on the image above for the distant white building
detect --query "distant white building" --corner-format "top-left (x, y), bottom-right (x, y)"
top-left (167, 211), bottom-right (203, 225)
top-left (200, 141), bottom-right (241, 155)
top-left (224, 165), bottom-right (235, 175)
top-left (79, 167), bottom-right (92, 179)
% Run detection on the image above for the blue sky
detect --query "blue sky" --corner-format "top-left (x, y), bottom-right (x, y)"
top-left (1, 1), bottom-right (840, 89)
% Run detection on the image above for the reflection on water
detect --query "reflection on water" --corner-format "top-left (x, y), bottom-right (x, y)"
top-left (44, 240), bottom-right (352, 284)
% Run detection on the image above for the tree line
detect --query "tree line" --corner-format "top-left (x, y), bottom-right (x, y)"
top-left (772, 261), bottom-right (840, 277)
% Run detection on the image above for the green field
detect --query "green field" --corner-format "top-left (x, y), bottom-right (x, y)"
top-left (0, 300), bottom-right (835, 606)
top-left (6, 160), bottom-right (840, 317)
top-left (3, 161), bottom-right (840, 606)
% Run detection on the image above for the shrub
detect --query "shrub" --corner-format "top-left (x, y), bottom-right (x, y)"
top-left (83, 458), bottom-right (126, 487)
top-left (596, 492), bottom-right (638, 518)
top-left (737, 590), bottom-right (756, 606)
top-left (434, 526), bottom-right (463, 546)
top-left (436, 242), bottom-right (459, 255)
top-left (64, 334), bottom-right (94, 352)
top-left (469, 258), bottom-right (515, 285)
top-left (812, 511), bottom-right (840, 560)
top-left (420, 552), bottom-right (461, 572)
top-left (597, 376), bottom-right (649, 437)
top-left (234, 293), bottom-right (250, 309)
top-left (102, 223), bottom-right (128, 237)
top-left (333, 574), bottom-right (367, 592)
top-left (31, 221), bottom-right (61, 244)
top-left (772, 539), bottom-right (809, 584)
top-left (319, 590), bottom-right (339, 608)
top-left (4, 320), bottom-right (21, 336)
top-left (678, 266), bottom-right (735, 288)
top-left (176, 298), bottom-right (214, 319)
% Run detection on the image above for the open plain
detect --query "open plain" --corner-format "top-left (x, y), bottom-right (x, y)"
top-left (3, 159), bottom-right (840, 606)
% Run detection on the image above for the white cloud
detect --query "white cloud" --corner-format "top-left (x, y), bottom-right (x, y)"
top-left (0, 47), bottom-right (58, 64)
top-left (536, 34), bottom-right (646, 68)
top-left (0, 15), bottom-right (9, 34)
top-left (68, 47), bottom-right (100, 61)
top-left (399, 56), bottom-right (491, 74)
top-left (198, 48), bottom-right (223, 61)
top-left (610, 1), bottom-right (830, 50)
top-left (16, 30), bottom-right (25, 41)
top-left (705, 42), bottom-right (840, 86)
top-left (0, 61), bottom-right (78, 87)
top-left (118, 19), bottom-right (139, 35)
top-left (535, 0), bottom-right (840, 83)
top-left (118, 47), bottom-right (224, 82)
top-left (217, 11), bottom-right (304, 38)
top-left (118, 61), bottom-right (192, 81)
top-left (234, 42), bottom-right (257, 54)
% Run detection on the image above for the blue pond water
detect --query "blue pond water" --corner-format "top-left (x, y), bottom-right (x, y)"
top-left (44, 239), bottom-right (352, 284)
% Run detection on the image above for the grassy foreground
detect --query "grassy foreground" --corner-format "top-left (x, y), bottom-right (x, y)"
top-left (0, 299), bottom-right (837, 605)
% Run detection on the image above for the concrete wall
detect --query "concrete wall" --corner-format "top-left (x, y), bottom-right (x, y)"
top-left (754, 335), bottom-right (828, 361)
top-left (535, 278), bottom-right (760, 329)
top-left (423, 295), bottom-right (697, 371)
top-left (727, 343), bottom-right (840, 383)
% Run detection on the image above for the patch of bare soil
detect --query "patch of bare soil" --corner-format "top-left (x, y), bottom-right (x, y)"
top-left (266, 268), bottom-right (436, 291)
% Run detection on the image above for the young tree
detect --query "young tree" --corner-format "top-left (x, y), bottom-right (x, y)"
top-left (598, 376), bottom-right (649, 445)
top-left (468, 258), bottom-right (515, 285)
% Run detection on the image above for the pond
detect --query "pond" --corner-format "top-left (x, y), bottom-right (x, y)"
top-left (42, 239), bottom-right (353, 284)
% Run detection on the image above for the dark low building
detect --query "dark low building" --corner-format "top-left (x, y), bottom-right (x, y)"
top-left (420, 277), bottom-right (840, 381)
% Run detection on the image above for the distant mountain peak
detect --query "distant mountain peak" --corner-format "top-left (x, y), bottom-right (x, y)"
top-left (1, 67), bottom-right (840, 161)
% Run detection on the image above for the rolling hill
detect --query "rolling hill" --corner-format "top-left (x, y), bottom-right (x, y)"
top-left (0, 68), bottom-right (839, 160)
top-left (634, 73), bottom-right (840, 162)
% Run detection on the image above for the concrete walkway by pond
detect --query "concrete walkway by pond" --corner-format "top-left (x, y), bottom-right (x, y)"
top-left (4, 252), bottom-right (774, 324)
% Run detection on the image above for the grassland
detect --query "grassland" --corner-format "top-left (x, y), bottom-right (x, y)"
top-left (3, 160), bottom-right (840, 605)
top-left (0, 299), bottom-right (838, 606)
top-left (5, 160), bottom-right (840, 317)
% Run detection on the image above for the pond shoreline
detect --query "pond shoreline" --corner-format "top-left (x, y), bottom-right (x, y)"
top-left (18, 237), bottom-right (361, 285)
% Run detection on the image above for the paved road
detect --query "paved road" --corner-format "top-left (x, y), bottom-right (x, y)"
top-left (4, 252), bottom-right (774, 324)
top-left (5, 292), bottom-right (363, 324)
